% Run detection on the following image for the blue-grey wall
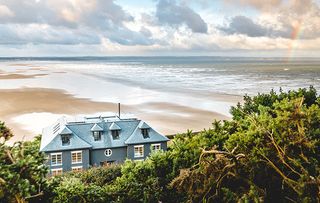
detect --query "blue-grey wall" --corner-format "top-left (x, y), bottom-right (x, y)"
top-left (47, 149), bottom-right (90, 175)
top-left (127, 142), bottom-right (167, 160)
top-left (90, 147), bottom-right (127, 166)
top-left (46, 141), bottom-right (168, 174)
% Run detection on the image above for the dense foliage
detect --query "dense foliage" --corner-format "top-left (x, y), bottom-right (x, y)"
top-left (0, 126), bottom-right (47, 203)
top-left (0, 87), bottom-right (319, 202)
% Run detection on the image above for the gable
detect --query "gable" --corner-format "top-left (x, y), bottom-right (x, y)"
top-left (91, 123), bottom-right (103, 131)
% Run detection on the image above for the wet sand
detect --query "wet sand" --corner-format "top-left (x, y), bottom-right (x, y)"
top-left (0, 73), bottom-right (48, 79)
top-left (0, 88), bottom-right (230, 142)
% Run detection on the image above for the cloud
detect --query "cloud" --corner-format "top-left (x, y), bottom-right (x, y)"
top-left (0, 0), bottom-right (155, 46)
top-left (0, 5), bottom-right (14, 17)
top-left (0, 24), bottom-right (100, 45)
top-left (219, 16), bottom-right (269, 37)
top-left (0, 0), bottom-right (133, 28)
top-left (224, 0), bottom-right (283, 11)
top-left (156, 0), bottom-right (208, 33)
top-left (220, 1), bottom-right (320, 41)
top-left (220, 0), bottom-right (320, 40)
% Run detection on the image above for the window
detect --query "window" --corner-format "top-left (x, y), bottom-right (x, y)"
top-left (51, 168), bottom-right (63, 176)
top-left (93, 131), bottom-right (102, 141)
top-left (134, 145), bottom-right (144, 158)
top-left (61, 134), bottom-right (70, 145)
top-left (141, 128), bottom-right (149, 138)
top-left (151, 143), bottom-right (161, 151)
top-left (105, 149), bottom-right (112, 157)
top-left (51, 153), bottom-right (62, 166)
top-left (71, 151), bottom-right (82, 164)
top-left (72, 166), bottom-right (83, 172)
top-left (111, 130), bottom-right (120, 140)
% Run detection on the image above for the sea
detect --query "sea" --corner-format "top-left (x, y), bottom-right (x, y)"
top-left (1, 56), bottom-right (319, 96)
top-left (0, 56), bottom-right (319, 137)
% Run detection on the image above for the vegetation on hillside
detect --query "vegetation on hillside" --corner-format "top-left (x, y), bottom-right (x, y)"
top-left (0, 87), bottom-right (319, 202)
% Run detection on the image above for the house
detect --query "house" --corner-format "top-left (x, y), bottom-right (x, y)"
top-left (40, 116), bottom-right (169, 176)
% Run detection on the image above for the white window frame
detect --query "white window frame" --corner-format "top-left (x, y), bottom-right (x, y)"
top-left (151, 143), bottom-right (161, 151)
top-left (105, 149), bottom-right (112, 157)
top-left (51, 168), bottom-right (63, 176)
top-left (134, 145), bottom-right (144, 158)
top-left (50, 152), bottom-right (62, 166)
top-left (71, 150), bottom-right (82, 164)
top-left (71, 166), bottom-right (83, 172)
top-left (93, 131), bottom-right (102, 141)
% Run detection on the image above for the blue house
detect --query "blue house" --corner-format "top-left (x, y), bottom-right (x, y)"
top-left (40, 116), bottom-right (169, 176)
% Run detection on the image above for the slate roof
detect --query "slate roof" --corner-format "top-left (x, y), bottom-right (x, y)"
top-left (125, 121), bottom-right (169, 144)
top-left (40, 116), bottom-right (169, 152)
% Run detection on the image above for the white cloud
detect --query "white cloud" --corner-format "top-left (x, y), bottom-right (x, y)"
top-left (0, 0), bottom-right (318, 56)
top-left (0, 5), bottom-right (14, 17)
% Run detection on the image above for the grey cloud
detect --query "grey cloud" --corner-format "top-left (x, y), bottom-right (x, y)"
top-left (140, 27), bottom-right (152, 38)
top-left (220, 0), bottom-right (320, 40)
top-left (106, 26), bottom-right (155, 46)
top-left (219, 16), bottom-right (268, 37)
top-left (219, 15), bottom-right (319, 39)
top-left (156, 0), bottom-right (208, 33)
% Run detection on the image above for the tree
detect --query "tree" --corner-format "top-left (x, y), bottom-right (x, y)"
top-left (0, 123), bottom-right (48, 203)
top-left (171, 87), bottom-right (320, 202)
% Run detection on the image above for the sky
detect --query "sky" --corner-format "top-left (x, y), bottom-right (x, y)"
top-left (0, 0), bottom-right (320, 57)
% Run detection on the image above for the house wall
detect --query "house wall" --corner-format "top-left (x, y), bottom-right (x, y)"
top-left (45, 141), bottom-right (168, 173)
top-left (127, 141), bottom-right (167, 160)
top-left (47, 149), bottom-right (90, 175)
top-left (90, 147), bottom-right (127, 166)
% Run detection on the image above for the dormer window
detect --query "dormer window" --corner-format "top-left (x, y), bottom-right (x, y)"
top-left (93, 131), bottom-right (102, 141)
top-left (91, 124), bottom-right (103, 141)
top-left (109, 122), bottom-right (121, 140)
top-left (141, 128), bottom-right (149, 139)
top-left (61, 134), bottom-right (70, 146)
top-left (111, 130), bottom-right (120, 140)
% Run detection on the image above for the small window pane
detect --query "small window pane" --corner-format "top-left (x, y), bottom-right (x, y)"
top-left (61, 135), bottom-right (70, 145)
top-left (71, 151), bottom-right (82, 164)
top-left (152, 144), bottom-right (161, 151)
top-left (72, 166), bottom-right (82, 172)
top-left (93, 131), bottom-right (101, 141)
top-left (134, 145), bottom-right (144, 158)
top-left (51, 153), bottom-right (62, 165)
top-left (52, 168), bottom-right (63, 176)
top-left (111, 130), bottom-right (120, 140)
top-left (141, 129), bottom-right (149, 138)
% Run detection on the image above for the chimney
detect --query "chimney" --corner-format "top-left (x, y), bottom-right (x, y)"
top-left (118, 103), bottom-right (121, 119)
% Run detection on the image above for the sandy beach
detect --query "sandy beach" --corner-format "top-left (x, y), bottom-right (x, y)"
top-left (15, 58), bottom-right (320, 143)
top-left (0, 87), bottom-right (231, 142)
top-left (1, 57), bottom-right (318, 143)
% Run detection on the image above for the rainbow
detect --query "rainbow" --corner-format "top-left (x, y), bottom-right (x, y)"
top-left (286, 20), bottom-right (304, 61)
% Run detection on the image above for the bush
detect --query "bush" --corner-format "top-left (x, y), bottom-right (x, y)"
top-left (0, 126), bottom-right (48, 203)
top-left (171, 87), bottom-right (320, 202)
